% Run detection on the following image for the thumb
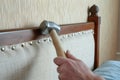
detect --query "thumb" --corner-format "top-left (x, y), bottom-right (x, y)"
top-left (66, 50), bottom-right (78, 60)
top-left (54, 57), bottom-right (68, 66)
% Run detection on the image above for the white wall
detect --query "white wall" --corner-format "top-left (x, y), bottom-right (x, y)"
top-left (118, 1), bottom-right (120, 52)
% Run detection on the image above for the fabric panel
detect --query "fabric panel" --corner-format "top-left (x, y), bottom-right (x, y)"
top-left (0, 30), bottom-right (94, 80)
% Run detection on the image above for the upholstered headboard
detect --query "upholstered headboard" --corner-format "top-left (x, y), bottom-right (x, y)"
top-left (0, 5), bottom-right (100, 80)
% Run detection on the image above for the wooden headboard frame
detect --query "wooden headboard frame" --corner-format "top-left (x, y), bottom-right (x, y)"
top-left (0, 5), bottom-right (100, 69)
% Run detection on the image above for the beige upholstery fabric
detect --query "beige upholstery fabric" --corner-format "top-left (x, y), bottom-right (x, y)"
top-left (0, 30), bottom-right (94, 80)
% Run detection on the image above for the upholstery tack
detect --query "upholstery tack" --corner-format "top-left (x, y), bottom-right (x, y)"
top-left (1, 47), bottom-right (5, 51)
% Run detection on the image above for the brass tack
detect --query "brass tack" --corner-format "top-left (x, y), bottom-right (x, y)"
top-left (72, 33), bottom-right (75, 36)
top-left (49, 39), bottom-right (52, 42)
top-left (68, 34), bottom-right (72, 37)
top-left (11, 46), bottom-right (16, 50)
top-left (68, 34), bottom-right (70, 37)
top-left (63, 35), bottom-right (66, 38)
top-left (29, 42), bottom-right (33, 45)
top-left (21, 43), bottom-right (25, 47)
top-left (37, 40), bottom-right (41, 43)
top-left (1, 47), bottom-right (5, 51)
top-left (43, 39), bottom-right (47, 42)
top-left (82, 32), bottom-right (84, 34)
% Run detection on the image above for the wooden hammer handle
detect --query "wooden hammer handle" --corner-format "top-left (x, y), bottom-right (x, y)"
top-left (50, 29), bottom-right (66, 58)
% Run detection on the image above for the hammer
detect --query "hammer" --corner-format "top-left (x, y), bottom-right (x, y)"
top-left (39, 20), bottom-right (66, 58)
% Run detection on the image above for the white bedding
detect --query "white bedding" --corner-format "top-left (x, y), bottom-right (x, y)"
top-left (94, 60), bottom-right (120, 80)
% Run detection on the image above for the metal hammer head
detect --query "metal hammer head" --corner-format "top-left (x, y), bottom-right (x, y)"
top-left (39, 20), bottom-right (61, 34)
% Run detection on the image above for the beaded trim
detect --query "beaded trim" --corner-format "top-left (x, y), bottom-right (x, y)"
top-left (0, 29), bottom-right (94, 52)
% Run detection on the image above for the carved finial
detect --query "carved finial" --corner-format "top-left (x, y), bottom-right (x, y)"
top-left (88, 5), bottom-right (99, 17)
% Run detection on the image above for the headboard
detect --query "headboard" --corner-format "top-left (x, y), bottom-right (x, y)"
top-left (0, 4), bottom-right (100, 70)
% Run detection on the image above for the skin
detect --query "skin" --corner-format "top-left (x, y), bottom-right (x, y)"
top-left (54, 50), bottom-right (105, 80)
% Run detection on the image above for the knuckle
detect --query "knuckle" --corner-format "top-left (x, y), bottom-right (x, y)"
top-left (57, 67), bottom-right (61, 73)
top-left (66, 60), bottom-right (75, 67)
top-left (65, 60), bottom-right (71, 65)
top-left (59, 74), bottom-right (66, 80)
top-left (77, 59), bottom-right (83, 63)
top-left (54, 58), bottom-right (58, 63)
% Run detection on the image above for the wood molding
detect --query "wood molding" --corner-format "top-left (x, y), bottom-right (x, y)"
top-left (88, 4), bottom-right (101, 69)
top-left (0, 22), bottom-right (94, 46)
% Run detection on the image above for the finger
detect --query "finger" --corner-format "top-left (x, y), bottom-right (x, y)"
top-left (58, 75), bottom-right (61, 80)
top-left (58, 74), bottom-right (63, 80)
top-left (57, 66), bottom-right (62, 73)
top-left (59, 74), bottom-right (66, 80)
top-left (54, 57), bottom-right (68, 66)
top-left (65, 50), bottom-right (78, 60)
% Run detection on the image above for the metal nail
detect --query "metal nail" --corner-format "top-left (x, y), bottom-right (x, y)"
top-left (29, 42), bottom-right (33, 45)
top-left (21, 43), bottom-right (25, 47)
top-left (48, 38), bottom-right (51, 42)
top-left (72, 33), bottom-right (75, 36)
top-left (11, 46), bottom-right (16, 50)
top-left (1, 47), bottom-right (5, 51)
top-left (43, 39), bottom-right (47, 42)
top-left (82, 32), bottom-right (84, 34)
top-left (37, 40), bottom-right (41, 43)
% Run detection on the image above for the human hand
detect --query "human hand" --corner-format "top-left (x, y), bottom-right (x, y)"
top-left (54, 50), bottom-right (104, 80)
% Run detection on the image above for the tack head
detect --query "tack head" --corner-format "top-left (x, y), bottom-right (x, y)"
top-left (1, 47), bottom-right (5, 51)
top-left (29, 42), bottom-right (33, 45)
top-left (21, 43), bottom-right (25, 47)
top-left (11, 46), bottom-right (16, 50)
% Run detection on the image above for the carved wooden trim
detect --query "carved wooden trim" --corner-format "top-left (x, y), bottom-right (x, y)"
top-left (88, 5), bottom-right (101, 69)
top-left (0, 23), bottom-right (94, 46)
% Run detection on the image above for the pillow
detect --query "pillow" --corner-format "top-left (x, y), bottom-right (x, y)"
top-left (0, 30), bottom-right (94, 80)
top-left (94, 60), bottom-right (120, 80)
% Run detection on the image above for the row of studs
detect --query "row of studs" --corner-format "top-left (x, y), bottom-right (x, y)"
top-left (0, 38), bottom-right (51, 52)
top-left (0, 30), bottom-right (93, 52)
top-left (60, 30), bottom-right (94, 39)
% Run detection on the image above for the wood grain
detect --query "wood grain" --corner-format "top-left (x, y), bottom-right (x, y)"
top-left (88, 5), bottom-right (101, 69)
top-left (0, 22), bottom-right (94, 46)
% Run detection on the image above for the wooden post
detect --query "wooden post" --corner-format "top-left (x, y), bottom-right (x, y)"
top-left (87, 5), bottom-right (101, 69)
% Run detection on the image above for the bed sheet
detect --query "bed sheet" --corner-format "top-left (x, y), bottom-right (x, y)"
top-left (94, 60), bottom-right (120, 80)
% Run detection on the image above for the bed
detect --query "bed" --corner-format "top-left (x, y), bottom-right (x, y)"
top-left (0, 4), bottom-right (119, 80)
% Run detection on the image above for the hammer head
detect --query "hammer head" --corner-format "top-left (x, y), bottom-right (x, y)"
top-left (40, 20), bottom-right (61, 34)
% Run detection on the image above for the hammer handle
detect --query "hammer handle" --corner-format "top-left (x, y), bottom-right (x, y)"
top-left (50, 29), bottom-right (66, 58)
